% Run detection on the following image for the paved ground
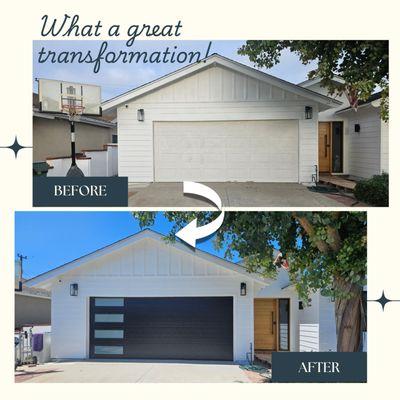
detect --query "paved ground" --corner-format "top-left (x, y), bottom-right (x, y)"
top-left (128, 182), bottom-right (345, 207)
top-left (15, 360), bottom-right (251, 383)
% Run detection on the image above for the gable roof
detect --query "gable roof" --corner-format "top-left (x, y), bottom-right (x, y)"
top-left (336, 91), bottom-right (382, 114)
top-left (298, 75), bottom-right (345, 88)
top-left (25, 229), bottom-right (267, 289)
top-left (102, 54), bottom-right (342, 111)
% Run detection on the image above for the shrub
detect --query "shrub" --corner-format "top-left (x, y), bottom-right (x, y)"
top-left (354, 173), bottom-right (389, 206)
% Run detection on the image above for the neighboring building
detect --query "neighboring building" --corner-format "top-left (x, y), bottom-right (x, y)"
top-left (102, 54), bottom-right (341, 184)
top-left (25, 230), bottom-right (338, 362)
top-left (15, 260), bottom-right (51, 329)
top-left (299, 78), bottom-right (388, 180)
top-left (33, 93), bottom-right (117, 162)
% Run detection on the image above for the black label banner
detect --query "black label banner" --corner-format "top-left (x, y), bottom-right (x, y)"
top-left (272, 352), bottom-right (367, 383)
top-left (33, 177), bottom-right (128, 207)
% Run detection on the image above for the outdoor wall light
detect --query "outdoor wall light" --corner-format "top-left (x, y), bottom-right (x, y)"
top-left (305, 106), bottom-right (313, 120)
top-left (299, 301), bottom-right (304, 310)
top-left (137, 108), bottom-right (145, 121)
top-left (70, 283), bottom-right (78, 296)
top-left (355, 123), bottom-right (361, 133)
top-left (240, 282), bottom-right (247, 296)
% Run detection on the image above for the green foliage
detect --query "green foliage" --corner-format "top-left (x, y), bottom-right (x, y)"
top-left (132, 212), bottom-right (367, 301)
top-left (354, 173), bottom-right (389, 207)
top-left (238, 40), bottom-right (389, 121)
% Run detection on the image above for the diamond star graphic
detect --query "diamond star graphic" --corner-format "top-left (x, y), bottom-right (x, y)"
top-left (0, 136), bottom-right (31, 158)
top-left (370, 290), bottom-right (391, 311)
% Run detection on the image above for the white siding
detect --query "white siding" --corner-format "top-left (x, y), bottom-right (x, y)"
top-left (298, 293), bottom-right (320, 352)
top-left (345, 106), bottom-right (383, 179)
top-left (118, 65), bottom-right (319, 183)
top-left (298, 291), bottom-right (336, 352)
top-left (381, 119), bottom-right (389, 173)
top-left (318, 295), bottom-right (337, 351)
top-left (50, 238), bottom-right (255, 362)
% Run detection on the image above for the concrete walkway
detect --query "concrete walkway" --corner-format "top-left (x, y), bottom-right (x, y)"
top-left (16, 360), bottom-right (251, 383)
top-left (128, 182), bottom-right (344, 207)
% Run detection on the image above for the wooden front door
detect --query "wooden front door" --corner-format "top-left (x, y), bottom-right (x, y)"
top-left (318, 122), bottom-right (331, 173)
top-left (254, 299), bottom-right (277, 350)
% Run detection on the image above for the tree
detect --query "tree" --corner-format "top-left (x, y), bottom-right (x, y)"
top-left (238, 40), bottom-right (389, 121)
top-left (132, 211), bottom-right (367, 352)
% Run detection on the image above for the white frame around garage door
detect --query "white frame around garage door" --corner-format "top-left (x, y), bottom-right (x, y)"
top-left (152, 119), bottom-right (300, 183)
top-left (84, 294), bottom-right (240, 361)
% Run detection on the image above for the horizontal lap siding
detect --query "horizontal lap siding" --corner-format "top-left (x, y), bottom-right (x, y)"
top-left (299, 324), bottom-right (320, 351)
top-left (117, 65), bottom-right (318, 183)
top-left (346, 107), bottom-right (383, 179)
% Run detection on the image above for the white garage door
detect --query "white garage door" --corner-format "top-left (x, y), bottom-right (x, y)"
top-left (154, 120), bottom-right (299, 182)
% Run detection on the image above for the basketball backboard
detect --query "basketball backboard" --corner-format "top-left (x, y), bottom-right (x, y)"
top-left (37, 78), bottom-right (102, 116)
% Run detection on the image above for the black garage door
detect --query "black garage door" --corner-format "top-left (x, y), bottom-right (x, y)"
top-left (89, 297), bottom-right (233, 361)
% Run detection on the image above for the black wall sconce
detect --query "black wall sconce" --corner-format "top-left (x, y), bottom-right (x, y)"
top-left (70, 283), bottom-right (78, 296)
top-left (240, 282), bottom-right (247, 296)
top-left (354, 123), bottom-right (360, 133)
top-left (305, 106), bottom-right (313, 120)
top-left (137, 108), bottom-right (145, 122)
top-left (299, 301), bottom-right (304, 310)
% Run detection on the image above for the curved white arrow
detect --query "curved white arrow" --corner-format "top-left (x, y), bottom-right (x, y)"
top-left (175, 182), bottom-right (225, 247)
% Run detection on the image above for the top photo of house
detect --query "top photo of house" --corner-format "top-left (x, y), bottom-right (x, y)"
top-left (33, 40), bottom-right (389, 207)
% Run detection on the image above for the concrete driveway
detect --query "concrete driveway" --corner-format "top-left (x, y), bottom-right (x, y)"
top-left (128, 182), bottom-right (344, 207)
top-left (15, 360), bottom-right (251, 383)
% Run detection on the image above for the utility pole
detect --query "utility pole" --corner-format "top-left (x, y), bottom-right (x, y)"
top-left (16, 254), bottom-right (27, 292)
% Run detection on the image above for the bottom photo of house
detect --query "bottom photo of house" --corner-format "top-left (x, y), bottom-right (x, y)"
top-left (14, 211), bottom-right (367, 383)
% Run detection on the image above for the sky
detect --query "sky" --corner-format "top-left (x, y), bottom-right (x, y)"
top-left (33, 40), bottom-right (316, 101)
top-left (15, 212), bottom-right (235, 279)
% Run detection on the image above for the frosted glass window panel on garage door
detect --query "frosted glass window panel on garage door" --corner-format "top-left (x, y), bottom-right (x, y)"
top-left (153, 120), bottom-right (299, 182)
top-left (94, 346), bottom-right (124, 355)
top-left (94, 330), bottom-right (124, 339)
top-left (95, 298), bottom-right (124, 307)
top-left (95, 314), bottom-right (124, 323)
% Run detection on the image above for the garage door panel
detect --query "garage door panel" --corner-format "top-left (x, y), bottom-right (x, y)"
top-left (154, 121), bottom-right (299, 182)
top-left (90, 297), bottom-right (233, 361)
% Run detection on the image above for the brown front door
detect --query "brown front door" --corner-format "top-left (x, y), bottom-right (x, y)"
top-left (254, 299), bottom-right (277, 350)
top-left (318, 122), bottom-right (331, 173)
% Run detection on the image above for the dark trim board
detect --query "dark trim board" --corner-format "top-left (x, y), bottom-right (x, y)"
top-left (89, 297), bottom-right (234, 361)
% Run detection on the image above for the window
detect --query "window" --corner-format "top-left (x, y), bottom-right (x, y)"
top-left (94, 346), bottom-right (123, 355)
top-left (95, 298), bottom-right (124, 307)
top-left (94, 314), bottom-right (124, 323)
top-left (94, 330), bottom-right (124, 339)
top-left (278, 299), bottom-right (290, 351)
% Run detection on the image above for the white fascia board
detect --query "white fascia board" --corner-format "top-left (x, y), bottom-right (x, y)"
top-left (25, 229), bottom-right (267, 288)
top-left (102, 54), bottom-right (342, 111)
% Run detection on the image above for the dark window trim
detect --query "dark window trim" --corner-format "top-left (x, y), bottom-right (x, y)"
top-left (331, 121), bottom-right (344, 174)
top-left (278, 298), bottom-right (290, 351)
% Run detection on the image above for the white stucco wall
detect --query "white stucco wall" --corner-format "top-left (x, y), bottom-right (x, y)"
top-left (117, 64), bottom-right (320, 184)
top-left (50, 237), bottom-right (257, 362)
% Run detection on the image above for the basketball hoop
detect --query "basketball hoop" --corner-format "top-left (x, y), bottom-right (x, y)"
top-left (61, 97), bottom-right (85, 120)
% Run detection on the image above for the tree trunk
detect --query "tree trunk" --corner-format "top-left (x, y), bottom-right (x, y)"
top-left (334, 276), bottom-right (362, 352)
